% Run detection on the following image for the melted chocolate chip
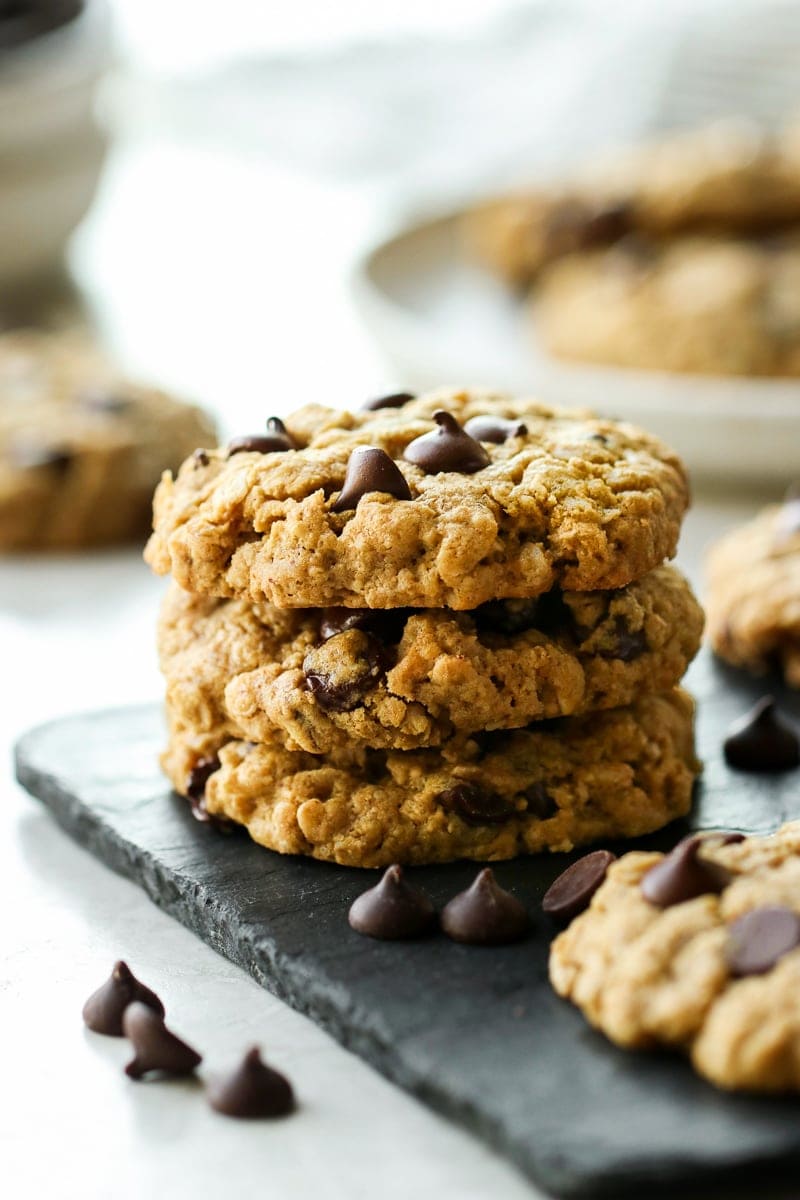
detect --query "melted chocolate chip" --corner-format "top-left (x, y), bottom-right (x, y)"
top-left (348, 865), bottom-right (436, 940)
top-left (439, 782), bottom-right (516, 825)
top-left (463, 415), bottom-right (527, 444)
top-left (726, 906), bottom-right (800, 977)
top-left (403, 411), bottom-right (490, 475)
top-left (208, 1047), bottom-right (295, 1118)
top-left (543, 199), bottom-right (632, 258)
top-left (603, 617), bottom-right (648, 663)
top-left (441, 869), bottom-right (530, 945)
top-left (319, 606), bottom-right (411, 644)
top-left (123, 1004), bottom-right (202, 1080)
top-left (362, 391), bottom-right (416, 411)
top-left (228, 418), bottom-right (296, 456)
top-left (640, 836), bottom-right (728, 908)
top-left (474, 590), bottom-right (570, 638)
top-left (186, 755), bottom-right (221, 817)
top-left (82, 961), bottom-right (165, 1037)
top-left (193, 448), bottom-right (210, 468)
top-left (331, 446), bottom-right (412, 512)
top-left (523, 783), bottom-right (558, 820)
top-left (723, 697), bottom-right (800, 772)
top-left (542, 850), bottom-right (616, 923)
top-left (303, 630), bottom-right (388, 711)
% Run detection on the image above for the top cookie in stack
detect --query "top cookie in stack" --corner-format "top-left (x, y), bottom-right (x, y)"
top-left (148, 388), bottom-right (702, 867)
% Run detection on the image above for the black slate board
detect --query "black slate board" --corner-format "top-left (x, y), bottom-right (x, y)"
top-left (14, 649), bottom-right (800, 1199)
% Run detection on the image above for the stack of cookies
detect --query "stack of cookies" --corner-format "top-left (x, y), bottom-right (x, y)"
top-left (147, 388), bottom-right (703, 867)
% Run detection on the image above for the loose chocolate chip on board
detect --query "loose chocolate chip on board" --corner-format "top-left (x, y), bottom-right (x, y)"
top-left (319, 606), bottom-right (411, 644)
top-left (82, 961), bottom-right (165, 1036)
top-left (441, 869), bottom-right (530, 946)
top-left (228, 417), bottom-right (297, 456)
top-left (726, 906), bottom-right (800, 976)
top-left (463, 415), bottom-right (527, 444)
top-left (404, 410), bottom-right (490, 474)
top-left (331, 446), bottom-right (412, 511)
top-left (542, 850), bottom-right (617, 923)
top-left (208, 1047), bottom-right (295, 1118)
top-left (723, 697), bottom-right (800, 772)
top-left (303, 630), bottom-right (388, 711)
top-left (439, 782), bottom-right (516, 825)
top-left (123, 1004), bottom-right (202, 1080)
top-left (361, 391), bottom-right (416, 411)
top-left (348, 865), bottom-right (436, 940)
top-left (640, 836), bottom-right (728, 908)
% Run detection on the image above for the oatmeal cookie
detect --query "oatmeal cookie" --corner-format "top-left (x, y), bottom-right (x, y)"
top-left (145, 388), bottom-right (688, 610)
top-left (159, 566), bottom-right (702, 753)
top-left (550, 823), bottom-right (800, 1091)
top-left (162, 688), bottom-right (698, 867)
top-left (0, 329), bottom-right (217, 549)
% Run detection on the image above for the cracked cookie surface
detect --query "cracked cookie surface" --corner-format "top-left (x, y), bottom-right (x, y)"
top-left (550, 823), bottom-right (800, 1091)
top-left (159, 565), bottom-right (702, 753)
top-left (145, 388), bottom-right (688, 610)
top-left (706, 500), bottom-right (800, 686)
top-left (162, 688), bottom-right (698, 867)
top-left (0, 330), bottom-right (217, 549)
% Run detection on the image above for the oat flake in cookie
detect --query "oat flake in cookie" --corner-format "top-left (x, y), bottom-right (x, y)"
top-left (158, 565), bottom-right (703, 754)
top-left (0, 330), bottom-right (216, 549)
top-left (145, 387), bottom-right (688, 611)
top-left (549, 823), bottom-right (800, 1092)
top-left (161, 689), bottom-right (698, 867)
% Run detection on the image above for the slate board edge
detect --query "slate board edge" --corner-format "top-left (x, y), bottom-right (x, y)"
top-left (12, 711), bottom-right (800, 1200)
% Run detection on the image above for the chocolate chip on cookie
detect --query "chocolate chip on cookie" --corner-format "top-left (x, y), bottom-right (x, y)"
top-left (228, 417), bottom-right (297, 456)
top-left (726, 906), bottom-right (800, 977)
top-left (319, 606), bottom-right (411, 644)
top-left (361, 391), bottom-right (416, 411)
top-left (303, 629), bottom-right (389, 711)
top-left (463, 414), bottom-right (527, 443)
top-left (723, 697), bottom-right (800, 772)
top-left (348, 864), bottom-right (436, 939)
top-left (441, 869), bottom-right (530, 945)
top-left (640, 835), bottom-right (728, 908)
top-left (542, 850), bottom-right (616, 923)
top-left (439, 782), bottom-right (517, 826)
top-left (404, 410), bottom-right (490, 474)
top-left (331, 446), bottom-right (412, 511)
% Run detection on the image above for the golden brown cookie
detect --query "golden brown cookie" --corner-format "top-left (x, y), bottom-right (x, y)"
top-left (145, 388), bottom-right (688, 610)
top-left (159, 566), bottom-right (703, 753)
top-left (162, 688), bottom-right (698, 867)
top-left (0, 330), bottom-right (217, 549)
top-left (550, 823), bottom-right (800, 1091)
top-left (706, 499), bottom-right (800, 685)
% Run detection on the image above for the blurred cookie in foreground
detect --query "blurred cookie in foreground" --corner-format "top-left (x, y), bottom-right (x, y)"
top-left (0, 330), bottom-right (217, 550)
top-left (534, 235), bottom-right (800, 377)
top-left (706, 493), bottom-right (800, 685)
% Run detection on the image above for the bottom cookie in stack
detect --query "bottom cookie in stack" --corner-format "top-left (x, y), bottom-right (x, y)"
top-left (163, 688), bottom-right (699, 868)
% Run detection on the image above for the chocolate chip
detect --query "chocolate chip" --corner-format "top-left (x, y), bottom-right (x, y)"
top-left (186, 755), bottom-right (221, 819)
top-left (439, 782), bottom-right (516, 825)
top-left (348, 864), bottom-right (436, 939)
top-left (542, 850), bottom-right (616, 923)
top-left (228, 418), bottom-right (297, 456)
top-left (77, 388), bottom-right (132, 414)
top-left (208, 1047), bottom-right (295, 1118)
top-left (523, 783), bottom-right (558, 820)
top-left (123, 1003), bottom-right (202, 1079)
top-left (726, 906), bottom-right (800, 977)
top-left (82, 961), bottom-right (165, 1036)
top-left (723, 697), bottom-right (800, 772)
top-left (193, 448), bottom-right (210, 468)
top-left (403, 411), bottom-right (490, 475)
top-left (640, 836), bottom-right (728, 908)
top-left (303, 630), bottom-right (388, 711)
top-left (319, 606), bottom-right (411, 644)
top-left (361, 391), bottom-right (415, 411)
top-left (463, 415), bottom-right (527, 444)
top-left (473, 590), bottom-right (570, 638)
top-left (331, 446), bottom-right (412, 512)
top-left (544, 200), bottom-right (632, 258)
top-left (9, 439), bottom-right (72, 472)
top-left (441, 869), bottom-right (530, 945)
top-left (603, 617), bottom-right (648, 663)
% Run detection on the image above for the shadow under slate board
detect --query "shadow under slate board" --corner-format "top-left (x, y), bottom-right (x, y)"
top-left (14, 648), bottom-right (800, 1200)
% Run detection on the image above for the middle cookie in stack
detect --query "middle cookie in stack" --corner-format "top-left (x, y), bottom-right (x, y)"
top-left (149, 387), bottom-right (702, 867)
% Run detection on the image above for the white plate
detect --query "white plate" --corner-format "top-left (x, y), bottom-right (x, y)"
top-left (353, 211), bottom-right (800, 485)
